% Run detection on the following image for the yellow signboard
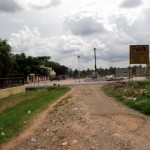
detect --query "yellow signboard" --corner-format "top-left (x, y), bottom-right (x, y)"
top-left (130, 45), bottom-right (149, 64)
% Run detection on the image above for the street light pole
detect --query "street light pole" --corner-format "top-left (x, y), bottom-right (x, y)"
top-left (94, 48), bottom-right (97, 72)
top-left (78, 56), bottom-right (80, 82)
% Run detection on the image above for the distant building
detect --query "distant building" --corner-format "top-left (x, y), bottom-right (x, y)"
top-left (116, 68), bottom-right (128, 77)
top-left (41, 65), bottom-right (56, 76)
top-left (27, 66), bottom-right (56, 83)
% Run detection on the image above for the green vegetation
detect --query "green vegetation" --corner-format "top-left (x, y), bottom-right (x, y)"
top-left (102, 81), bottom-right (150, 115)
top-left (0, 92), bottom-right (29, 107)
top-left (0, 87), bottom-right (69, 145)
top-left (0, 39), bottom-right (14, 78)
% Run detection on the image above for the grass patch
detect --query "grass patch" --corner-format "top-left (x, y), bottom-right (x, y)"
top-left (0, 92), bottom-right (28, 105)
top-left (102, 81), bottom-right (150, 115)
top-left (56, 132), bottom-right (66, 140)
top-left (0, 93), bottom-right (33, 113)
top-left (0, 86), bottom-right (69, 145)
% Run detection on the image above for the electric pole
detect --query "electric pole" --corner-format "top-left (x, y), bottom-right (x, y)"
top-left (78, 56), bottom-right (80, 82)
top-left (94, 48), bottom-right (97, 72)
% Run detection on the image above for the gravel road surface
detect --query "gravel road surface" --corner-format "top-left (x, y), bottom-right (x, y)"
top-left (2, 84), bottom-right (150, 150)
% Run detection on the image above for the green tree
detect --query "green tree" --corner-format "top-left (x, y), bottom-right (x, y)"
top-left (86, 68), bottom-right (91, 76)
top-left (0, 39), bottom-right (14, 78)
top-left (67, 68), bottom-right (73, 77)
top-left (83, 70), bottom-right (86, 77)
top-left (109, 66), bottom-right (116, 75)
top-left (13, 53), bottom-right (27, 77)
top-left (132, 65), bottom-right (137, 76)
top-left (37, 56), bottom-right (51, 66)
top-left (73, 69), bottom-right (79, 78)
top-left (45, 61), bottom-right (68, 76)
top-left (57, 65), bottom-right (68, 75)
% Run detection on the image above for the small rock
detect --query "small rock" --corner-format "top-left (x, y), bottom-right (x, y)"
top-left (23, 121), bottom-right (27, 124)
top-left (53, 129), bottom-right (58, 133)
top-left (1, 132), bottom-right (5, 136)
top-left (90, 146), bottom-right (95, 150)
top-left (43, 132), bottom-right (49, 136)
top-left (31, 138), bottom-right (36, 142)
top-left (46, 128), bottom-right (50, 132)
top-left (72, 139), bottom-right (78, 144)
top-left (61, 142), bottom-right (68, 146)
top-left (28, 110), bottom-right (31, 114)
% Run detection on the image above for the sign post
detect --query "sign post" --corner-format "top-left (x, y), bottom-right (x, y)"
top-left (129, 45), bottom-right (149, 80)
top-left (130, 45), bottom-right (149, 64)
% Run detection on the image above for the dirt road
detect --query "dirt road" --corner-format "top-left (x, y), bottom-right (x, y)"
top-left (2, 84), bottom-right (150, 150)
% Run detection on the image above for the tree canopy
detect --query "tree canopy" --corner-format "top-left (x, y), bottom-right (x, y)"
top-left (0, 39), bottom-right (14, 78)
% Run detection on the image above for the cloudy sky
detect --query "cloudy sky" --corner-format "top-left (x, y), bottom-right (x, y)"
top-left (0, 0), bottom-right (150, 70)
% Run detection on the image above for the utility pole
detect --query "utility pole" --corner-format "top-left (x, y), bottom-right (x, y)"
top-left (94, 48), bottom-right (97, 72)
top-left (78, 56), bottom-right (80, 82)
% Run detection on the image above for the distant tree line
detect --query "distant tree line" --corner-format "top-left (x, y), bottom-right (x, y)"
top-left (72, 65), bottom-right (147, 78)
top-left (71, 67), bottom-right (117, 78)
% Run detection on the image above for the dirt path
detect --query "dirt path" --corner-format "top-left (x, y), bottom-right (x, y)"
top-left (2, 84), bottom-right (150, 150)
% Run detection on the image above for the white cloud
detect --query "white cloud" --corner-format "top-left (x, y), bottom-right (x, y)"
top-left (0, 0), bottom-right (22, 13)
top-left (51, 0), bottom-right (62, 6)
top-left (29, 0), bottom-right (62, 10)
top-left (9, 26), bottom-right (51, 56)
top-left (64, 12), bottom-right (134, 65)
top-left (10, 18), bottom-right (26, 24)
top-left (120, 0), bottom-right (143, 8)
top-left (64, 11), bottom-right (107, 36)
top-left (129, 8), bottom-right (150, 44)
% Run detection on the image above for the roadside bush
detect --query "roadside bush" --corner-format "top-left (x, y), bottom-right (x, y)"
top-left (102, 81), bottom-right (150, 115)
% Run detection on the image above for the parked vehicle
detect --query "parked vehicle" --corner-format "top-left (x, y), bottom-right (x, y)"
top-left (106, 75), bottom-right (124, 81)
top-left (50, 76), bottom-right (61, 81)
top-left (50, 75), bottom-right (66, 81)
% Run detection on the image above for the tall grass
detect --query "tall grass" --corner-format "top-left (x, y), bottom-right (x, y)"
top-left (102, 81), bottom-right (150, 115)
